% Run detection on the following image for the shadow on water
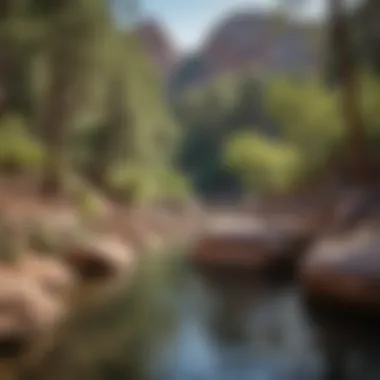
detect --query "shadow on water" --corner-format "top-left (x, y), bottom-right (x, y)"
top-left (18, 249), bottom-right (380, 380)
top-left (151, 254), bottom-right (380, 380)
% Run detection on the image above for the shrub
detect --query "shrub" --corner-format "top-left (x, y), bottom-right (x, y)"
top-left (0, 114), bottom-right (45, 173)
top-left (64, 174), bottom-right (108, 224)
top-left (108, 164), bottom-right (192, 205)
top-left (0, 218), bottom-right (26, 263)
top-left (26, 219), bottom-right (66, 255)
top-left (224, 131), bottom-right (304, 193)
top-left (107, 163), bottom-right (160, 205)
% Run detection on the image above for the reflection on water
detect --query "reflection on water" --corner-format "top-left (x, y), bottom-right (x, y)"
top-left (153, 271), bottom-right (322, 380)
top-left (20, 251), bottom-right (380, 380)
top-left (149, 259), bottom-right (380, 380)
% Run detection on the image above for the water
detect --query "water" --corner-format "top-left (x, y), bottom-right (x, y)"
top-left (147, 260), bottom-right (380, 380)
top-left (21, 251), bottom-right (380, 380)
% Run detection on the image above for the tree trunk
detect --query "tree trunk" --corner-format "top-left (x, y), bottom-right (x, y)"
top-left (39, 48), bottom-right (74, 197)
top-left (88, 73), bottom-right (125, 191)
top-left (330, 0), bottom-right (368, 183)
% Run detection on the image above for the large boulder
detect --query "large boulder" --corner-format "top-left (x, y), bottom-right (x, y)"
top-left (300, 226), bottom-right (380, 309)
top-left (192, 214), bottom-right (312, 271)
top-left (0, 270), bottom-right (66, 359)
top-left (63, 234), bottom-right (136, 281)
top-left (16, 256), bottom-right (76, 298)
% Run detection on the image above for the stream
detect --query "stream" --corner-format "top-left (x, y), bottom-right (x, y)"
top-left (148, 258), bottom-right (380, 380)
top-left (21, 251), bottom-right (380, 380)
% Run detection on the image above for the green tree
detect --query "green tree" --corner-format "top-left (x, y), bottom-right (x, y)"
top-left (329, 0), bottom-right (368, 182)
top-left (38, 0), bottom-right (114, 195)
top-left (265, 77), bottom-right (344, 173)
top-left (0, 0), bottom-right (184, 205)
top-left (223, 131), bottom-right (303, 194)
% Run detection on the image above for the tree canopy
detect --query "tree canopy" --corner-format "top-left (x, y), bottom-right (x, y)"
top-left (0, 0), bottom-right (188, 204)
top-left (176, 66), bottom-right (380, 197)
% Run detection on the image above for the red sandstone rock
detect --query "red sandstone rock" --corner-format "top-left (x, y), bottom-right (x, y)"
top-left (64, 234), bottom-right (135, 281)
top-left (134, 19), bottom-right (179, 77)
top-left (192, 214), bottom-right (312, 270)
top-left (0, 271), bottom-right (67, 358)
top-left (300, 227), bottom-right (380, 308)
top-left (0, 272), bottom-right (66, 327)
top-left (16, 256), bottom-right (76, 298)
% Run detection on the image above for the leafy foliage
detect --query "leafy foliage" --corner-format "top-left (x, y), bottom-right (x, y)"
top-left (108, 163), bottom-right (192, 204)
top-left (264, 76), bottom-right (344, 172)
top-left (0, 217), bottom-right (26, 263)
top-left (224, 132), bottom-right (303, 193)
top-left (0, 113), bottom-right (45, 172)
top-left (26, 219), bottom-right (66, 255)
top-left (0, 0), bottom-right (185, 204)
top-left (178, 66), bottom-right (380, 196)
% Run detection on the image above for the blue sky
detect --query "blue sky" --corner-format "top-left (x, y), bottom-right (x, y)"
top-left (139, 0), bottom-right (326, 50)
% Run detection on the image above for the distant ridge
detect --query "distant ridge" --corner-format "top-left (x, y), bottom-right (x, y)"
top-left (133, 18), bottom-right (180, 77)
top-left (169, 10), bottom-right (324, 96)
